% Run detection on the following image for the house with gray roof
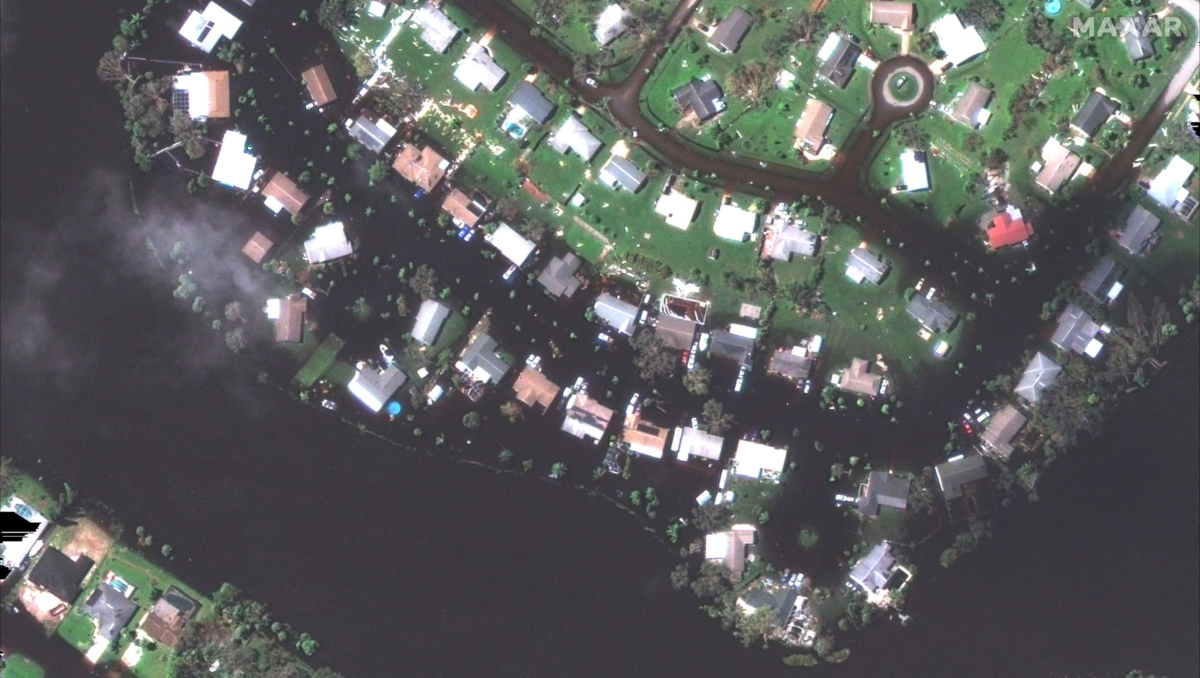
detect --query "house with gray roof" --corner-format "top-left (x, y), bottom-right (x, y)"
top-left (857, 471), bottom-right (910, 516)
top-left (767, 225), bottom-right (818, 261)
top-left (736, 588), bottom-right (799, 627)
top-left (347, 115), bottom-right (397, 154)
top-left (1015, 352), bottom-right (1061, 405)
top-left (459, 333), bottom-right (511, 384)
top-left (599, 155), bottom-right (646, 193)
top-left (655, 315), bottom-right (698, 350)
top-left (766, 348), bottom-right (813, 382)
top-left (1051, 303), bottom-right (1104, 357)
top-left (906, 295), bottom-right (959, 333)
top-left (348, 364), bottom-right (408, 412)
top-left (849, 542), bottom-right (900, 594)
top-left (411, 299), bottom-right (451, 346)
top-left (935, 453), bottom-right (988, 501)
top-left (818, 38), bottom-right (861, 89)
top-left (82, 583), bottom-right (139, 643)
top-left (845, 247), bottom-right (888, 284)
top-left (1116, 204), bottom-right (1161, 256)
top-left (708, 7), bottom-right (753, 53)
top-left (980, 405), bottom-right (1026, 459)
top-left (455, 43), bottom-right (507, 92)
top-left (673, 77), bottom-right (725, 122)
top-left (508, 82), bottom-right (555, 124)
top-left (1071, 91), bottom-right (1119, 138)
top-left (709, 329), bottom-right (756, 366)
top-left (1121, 14), bottom-right (1156, 61)
top-left (593, 293), bottom-right (639, 335)
top-left (537, 252), bottom-right (583, 298)
top-left (677, 426), bottom-right (725, 461)
top-left (1079, 256), bottom-right (1126, 303)
top-left (412, 3), bottom-right (460, 53)
top-left (548, 115), bottom-right (603, 161)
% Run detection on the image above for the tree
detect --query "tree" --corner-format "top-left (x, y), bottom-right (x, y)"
top-left (895, 122), bottom-right (930, 149)
top-left (630, 329), bottom-right (676, 382)
top-left (409, 264), bottom-right (438, 299)
top-left (462, 411), bottom-right (482, 429)
top-left (701, 399), bottom-right (734, 435)
top-left (670, 563), bottom-right (690, 589)
top-left (171, 111), bottom-right (207, 160)
top-left (296, 632), bottom-right (319, 656)
top-left (498, 448), bottom-right (514, 464)
top-left (683, 366), bottom-right (711, 395)
top-left (690, 561), bottom-right (731, 598)
top-left (317, 0), bottom-right (355, 33)
top-left (728, 62), bottom-right (774, 108)
top-left (367, 160), bottom-right (388, 185)
top-left (691, 502), bottom-right (732, 532)
top-left (626, 2), bottom-right (667, 40)
top-left (534, 0), bottom-right (566, 28)
top-left (224, 328), bottom-right (247, 353)
top-left (375, 76), bottom-right (426, 120)
top-left (549, 462), bottom-right (567, 479)
top-left (97, 50), bottom-right (134, 84)
top-left (960, 0), bottom-right (1005, 32)
top-left (734, 606), bottom-right (777, 647)
top-left (500, 401), bottom-right (523, 423)
top-left (224, 301), bottom-right (245, 323)
top-left (783, 653), bottom-right (819, 666)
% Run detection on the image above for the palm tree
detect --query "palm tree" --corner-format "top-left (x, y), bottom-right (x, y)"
top-left (498, 448), bottom-right (514, 464)
top-left (550, 462), bottom-right (567, 479)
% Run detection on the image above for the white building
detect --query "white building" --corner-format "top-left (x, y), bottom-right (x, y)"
top-left (1146, 155), bottom-right (1195, 211)
top-left (713, 202), bottom-right (758, 242)
top-left (899, 150), bottom-right (929, 192)
top-left (486, 223), bottom-right (536, 267)
top-left (303, 222), bottom-right (354, 264)
top-left (929, 14), bottom-right (987, 67)
top-left (0, 495), bottom-right (49, 571)
top-left (211, 130), bottom-right (257, 190)
top-left (178, 2), bottom-right (242, 53)
top-left (348, 364), bottom-right (408, 412)
top-left (730, 440), bottom-right (788, 480)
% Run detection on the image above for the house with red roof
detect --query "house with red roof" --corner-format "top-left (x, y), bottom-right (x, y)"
top-left (986, 208), bottom-right (1033, 250)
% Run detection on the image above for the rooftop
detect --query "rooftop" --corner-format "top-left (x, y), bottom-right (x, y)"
top-left (708, 7), bottom-right (753, 53)
top-left (930, 13), bottom-right (987, 66)
top-left (869, 2), bottom-right (916, 30)
top-left (28, 548), bottom-right (94, 604)
top-left (794, 98), bottom-right (834, 153)
top-left (1071, 91), bottom-right (1119, 138)
top-left (836, 358), bottom-right (882, 397)
top-left (172, 70), bottom-right (230, 120)
top-left (767, 225), bottom-right (819, 261)
top-left (849, 542), bottom-right (898, 594)
top-left (486, 223), bottom-right (537, 267)
top-left (459, 333), bottom-right (512, 384)
top-left (138, 588), bottom-right (197, 649)
top-left (81, 583), bottom-right (139, 643)
top-left (410, 299), bottom-right (451, 346)
top-left (1146, 155), bottom-right (1195, 210)
top-left (654, 315), bottom-right (698, 350)
top-left (178, 2), bottom-right (242, 53)
top-left (441, 187), bottom-right (490, 227)
top-left (987, 209), bottom-right (1033, 249)
top-left (348, 364), bottom-right (407, 412)
top-left (654, 190), bottom-right (700, 229)
top-left (537, 252), bottom-right (583, 298)
top-left (599, 155), bottom-right (647, 193)
top-left (508, 81), bottom-right (555, 124)
top-left (713, 202), bottom-right (758, 241)
top-left (709, 328), bottom-right (756, 366)
top-left (622, 414), bottom-right (671, 458)
top-left (845, 247), bottom-right (888, 284)
top-left (1015, 352), bottom-right (1061, 405)
top-left (980, 405), bottom-right (1026, 459)
top-left (212, 130), bottom-right (257, 190)
top-left (274, 295), bottom-right (307, 343)
top-left (731, 439), bottom-right (788, 480)
top-left (1050, 303), bottom-right (1104, 357)
top-left (301, 64), bottom-right (337, 106)
top-left (595, 3), bottom-right (628, 46)
top-left (512, 367), bottom-right (560, 410)
top-left (1034, 137), bottom-right (1082, 194)
top-left (705, 524), bottom-right (757, 579)
top-left (677, 426), bottom-right (725, 461)
top-left (857, 471), bottom-right (911, 515)
top-left (1116, 204), bottom-right (1161, 256)
top-left (1079, 256), bottom-right (1126, 302)
top-left (593, 293), bottom-right (639, 335)
top-left (304, 221), bottom-right (353, 264)
top-left (261, 172), bottom-right (309, 216)
top-left (548, 115), bottom-right (603, 161)
top-left (766, 347), bottom-right (813, 381)
top-left (347, 115), bottom-right (397, 154)
top-left (935, 453), bottom-right (988, 500)
top-left (561, 393), bottom-right (615, 441)
top-left (817, 35), bottom-right (861, 89)
top-left (899, 150), bottom-right (930, 192)
top-left (1121, 14), bottom-right (1156, 61)
top-left (949, 83), bottom-right (993, 128)
top-left (673, 77), bottom-right (725, 122)
top-left (241, 231), bottom-right (274, 263)
top-left (412, 3), bottom-right (461, 53)
top-left (905, 295), bottom-right (958, 333)
top-left (455, 43), bottom-right (508, 92)
top-left (392, 144), bottom-right (449, 193)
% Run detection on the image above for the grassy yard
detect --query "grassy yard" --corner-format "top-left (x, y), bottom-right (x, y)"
top-left (0, 473), bottom-right (61, 520)
top-left (0, 655), bottom-right (46, 678)
top-left (640, 0), bottom-right (871, 171)
top-left (871, 0), bottom-right (1197, 230)
top-left (293, 333), bottom-right (345, 386)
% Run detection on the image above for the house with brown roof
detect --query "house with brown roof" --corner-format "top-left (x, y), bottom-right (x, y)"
top-left (441, 188), bottom-right (490, 227)
top-left (834, 358), bottom-right (882, 397)
top-left (512, 367), bottom-right (560, 411)
top-left (622, 413), bottom-right (671, 459)
top-left (261, 172), bottom-right (309, 216)
top-left (392, 144), bottom-right (448, 193)
top-left (241, 231), bottom-right (274, 263)
top-left (301, 64), bottom-right (337, 107)
top-left (869, 2), bottom-right (915, 30)
top-left (138, 588), bottom-right (198, 649)
top-left (1034, 137), bottom-right (1081, 194)
top-left (949, 82), bottom-right (993, 128)
top-left (172, 70), bottom-right (231, 119)
top-left (794, 98), bottom-right (834, 154)
top-left (980, 405), bottom-right (1026, 459)
top-left (705, 524), bottom-right (757, 579)
top-left (274, 295), bottom-right (307, 343)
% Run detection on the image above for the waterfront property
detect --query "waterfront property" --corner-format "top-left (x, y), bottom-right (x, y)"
top-left (300, 64), bottom-right (337, 107)
top-left (857, 471), bottom-right (911, 517)
top-left (1050, 304), bottom-right (1105, 358)
top-left (675, 426), bottom-right (725, 463)
top-left (848, 542), bottom-right (910, 602)
top-left (736, 588), bottom-right (801, 629)
top-left (0, 495), bottom-right (50, 573)
top-left (410, 299), bottom-right (451, 346)
top-left (347, 363), bottom-right (408, 412)
top-left (80, 582), bottom-right (139, 644)
top-left (26, 548), bottom-right (94, 610)
top-left (730, 440), bottom-right (788, 481)
top-left (171, 70), bottom-right (230, 120)
top-left (1079, 256), bottom-right (1126, 303)
top-left (980, 405), bottom-right (1026, 459)
top-left (704, 524), bottom-right (758, 580)
top-left (845, 247), bottom-right (888, 285)
top-left (303, 221), bottom-right (354, 265)
top-left (392, 144), bottom-right (449, 194)
top-left (512, 366), bottom-right (560, 411)
top-left (833, 358), bottom-right (883, 397)
top-left (593, 293), bottom-right (639, 336)
top-left (622, 413), bottom-right (671, 459)
top-left (537, 252), bottom-right (583, 298)
top-left (137, 587), bottom-right (198, 649)
top-left (906, 294), bottom-right (958, 333)
top-left (561, 393), bottom-right (614, 442)
top-left (269, 295), bottom-right (308, 344)
top-left (935, 453), bottom-right (988, 502)
top-left (1115, 204), bottom-right (1162, 256)
top-left (1014, 352), bottom-right (1061, 405)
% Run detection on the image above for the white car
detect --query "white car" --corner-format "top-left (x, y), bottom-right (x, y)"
top-left (502, 265), bottom-right (518, 281)
top-left (301, 287), bottom-right (317, 299)
top-left (379, 343), bottom-right (396, 366)
top-left (320, 399), bottom-right (337, 411)
top-left (584, 77), bottom-right (597, 87)
top-left (626, 392), bottom-right (640, 416)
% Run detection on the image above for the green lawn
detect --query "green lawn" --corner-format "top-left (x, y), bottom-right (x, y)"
top-left (0, 655), bottom-right (46, 678)
top-left (0, 473), bottom-right (61, 520)
top-left (640, 1), bottom-right (871, 171)
top-left (293, 333), bottom-right (345, 386)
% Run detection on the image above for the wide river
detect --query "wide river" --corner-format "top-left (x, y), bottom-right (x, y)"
top-left (1, 1), bottom-right (1197, 677)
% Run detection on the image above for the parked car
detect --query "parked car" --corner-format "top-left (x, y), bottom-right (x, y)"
top-left (584, 77), bottom-right (597, 87)
top-left (626, 392), bottom-right (640, 416)
top-left (320, 399), bottom-right (337, 411)
top-left (379, 343), bottom-right (396, 366)
top-left (502, 265), bottom-right (518, 281)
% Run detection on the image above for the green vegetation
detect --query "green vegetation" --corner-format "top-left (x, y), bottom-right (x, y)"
top-left (0, 654), bottom-right (47, 678)
top-left (293, 333), bottom-right (345, 387)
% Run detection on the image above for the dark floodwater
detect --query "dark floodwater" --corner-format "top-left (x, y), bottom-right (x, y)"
top-left (1, 1), bottom-right (1197, 677)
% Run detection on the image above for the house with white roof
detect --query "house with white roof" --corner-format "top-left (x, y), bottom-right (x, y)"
top-left (486, 223), bottom-right (536, 267)
top-left (730, 440), bottom-right (788, 480)
top-left (211, 130), bottom-right (257, 190)
top-left (676, 426), bottom-right (725, 462)
top-left (454, 43), bottom-right (507, 92)
top-left (655, 190), bottom-right (700, 229)
top-left (303, 222), bottom-right (354, 264)
top-left (595, 4), bottom-right (628, 46)
top-left (1050, 303), bottom-right (1105, 358)
top-left (593, 293), bottom-right (639, 335)
top-left (705, 524), bottom-right (757, 579)
top-left (1146, 155), bottom-right (1195, 212)
top-left (0, 495), bottom-right (49, 572)
top-left (849, 542), bottom-right (905, 597)
top-left (410, 299), bottom-right (451, 346)
top-left (929, 14), bottom-right (987, 67)
top-left (412, 4), bottom-right (461, 53)
top-left (348, 363), bottom-right (408, 412)
top-left (1014, 352), bottom-right (1060, 405)
top-left (713, 202), bottom-right (758, 241)
top-left (548, 116), bottom-right (603, 161)
top-left (178, 2), bottom-right (242, 53)
top-left (172, 70), bottom-right (230, 120)
top-left (561, 393), bottom-right (615, 442)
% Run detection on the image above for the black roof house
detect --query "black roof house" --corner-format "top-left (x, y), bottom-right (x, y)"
top-left (708, 7), bottom-right (753, 53)
top-left (1071, 92), bottom-right (1119, 138)
top-left (673, 78), bottom-right (725, 122)
top-left (27, 548), bottom-right (94, 603)
top-left (1079, 256), bottom-right (1126, 301)
top-left (818, 39), bottom-right (861, 89)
